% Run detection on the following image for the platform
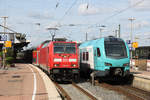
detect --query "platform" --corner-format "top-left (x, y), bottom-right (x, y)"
top-left (130, 68), bottom-right (150, 92)
top-left (130, 68), bottom-right (150, 79)
top-left (0, 64), bottom-right (61, 100)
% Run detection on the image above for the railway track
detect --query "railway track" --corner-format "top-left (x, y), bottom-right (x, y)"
top-left (98, 82), bottom-right (150, 100)
top-left (72, 82), bottom-right (97, 100)
top-left (39, 65), bottom-right (150, 100)
top-left (53, 77), bottom-right (150, 100)
top-left (54, 82), bottom-right (71, 100)
top-left (54, 82), bottom-right (98, 100)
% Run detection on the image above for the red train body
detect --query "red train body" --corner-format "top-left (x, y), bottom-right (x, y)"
top-left (32, 50), bottom-right (37, 64)
top-left (32, 45), bottom-right (41, 65)
top-left (33, 40), bottom-right (80, 81)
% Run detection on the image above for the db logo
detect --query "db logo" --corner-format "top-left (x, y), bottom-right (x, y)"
top-left (63, 59), bottom-right (68, 62)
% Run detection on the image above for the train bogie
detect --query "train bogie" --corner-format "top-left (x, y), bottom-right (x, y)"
top-left (50, 68), bottom-right (79, 81)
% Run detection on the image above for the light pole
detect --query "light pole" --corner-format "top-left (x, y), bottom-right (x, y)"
top-left (128, 18), bottom-right (135, 43)
top-left (0, 16), bottom-right (8, 68)
top-left (99, 28), bottom-right (104, 38)
top-left (98, 25), bottom-right (106, 38)
top-left (114, 30), bottom-right (118, 37)
top-left (128, 17), bottom-right (135, 68)
top-left (85, 32), bottom-right (88, 41)
top-left (135, 37), bottom-right (139, 42)
top-left (35, 23), bottom-right (41, 30)
top-left (118, 24), bottom-right (121, 38)
top-left (1, 16), bottom-right (8, 33)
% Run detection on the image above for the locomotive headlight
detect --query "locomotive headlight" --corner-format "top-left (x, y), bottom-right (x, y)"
top-left (105, 62), bottom-right (112, 66)
top-left (123, 63), bottom-right (129, 67)
top-left (54, 58), bottom-right (62, 62)
top-left (54, 64), bottom-right (59, 67)
top-left (72, 64), bottom-right (76, 67)
top-left (69, 59), bottom-right (77, 62)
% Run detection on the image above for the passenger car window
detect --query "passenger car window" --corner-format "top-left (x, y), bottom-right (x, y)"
top-left (86, 52), bottom-right (89, 61)
top-left (97, 48), bottom-right (101, 57)
top-left (83, 52), bottom-right (86, 61)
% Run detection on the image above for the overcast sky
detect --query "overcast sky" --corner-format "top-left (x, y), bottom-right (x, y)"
top-left (0, 0), bottom-right (150, 47)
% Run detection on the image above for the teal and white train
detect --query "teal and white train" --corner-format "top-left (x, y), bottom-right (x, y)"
top-left (79, 36), bottom-right (130, 78)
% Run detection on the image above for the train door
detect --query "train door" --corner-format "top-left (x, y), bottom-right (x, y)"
top-left (94, 47), bottom-right (102, 68)
top-left (83, 46), bottom-right (94, 70)
top-left (88, 47), bottom-right (94, 69)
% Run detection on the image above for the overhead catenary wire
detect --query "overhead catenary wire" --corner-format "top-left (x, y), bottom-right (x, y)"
top-left (55, 0), bottom-right (63, 8)
top-left (49, 0), bottom-right (145, 40)
top-left (56, 0), bottom-right (145, 29)
top-left (57, 0), bottom-right (78, 24)
top-left (95, 0), bottom-right (145, 26)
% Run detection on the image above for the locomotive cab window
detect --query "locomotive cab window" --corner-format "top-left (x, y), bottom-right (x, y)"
top-left (65, 46), bottom-right (76, 54)
top-left (104, 39), bottom-right (127, 59)
top-left (54, 46), bottom-right (64, 53)
top-left (54, 43), bottom-right (76, 54)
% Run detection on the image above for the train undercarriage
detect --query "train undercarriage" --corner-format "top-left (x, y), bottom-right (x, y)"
top-left (50, 68), bottom-right (80, 82)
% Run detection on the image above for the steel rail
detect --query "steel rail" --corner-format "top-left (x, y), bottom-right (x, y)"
top-left (98, 83), bottom-right (144, 100)
top-left (72, 82), bottom-right (97, 100)
top-left (120, 85), bottom-right (150, 100)
top-left (54, 82), bottom-right (71, 100)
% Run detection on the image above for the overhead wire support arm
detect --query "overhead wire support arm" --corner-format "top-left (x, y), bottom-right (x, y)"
top-left (47, 28), bottom-right (59, 41)
top-left (0, 24), bottom-right (18, 34)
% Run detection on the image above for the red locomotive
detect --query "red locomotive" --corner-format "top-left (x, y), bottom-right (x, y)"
top-left (33, 39), bottom-right (80, 81)
top-left (33, 45), bottom-right (41, 65)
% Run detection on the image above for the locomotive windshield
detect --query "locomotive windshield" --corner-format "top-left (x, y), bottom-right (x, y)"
top-left (54, 43), bottom-right (76, 54)
top-left (104, 38), bottom-right (127, 59)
